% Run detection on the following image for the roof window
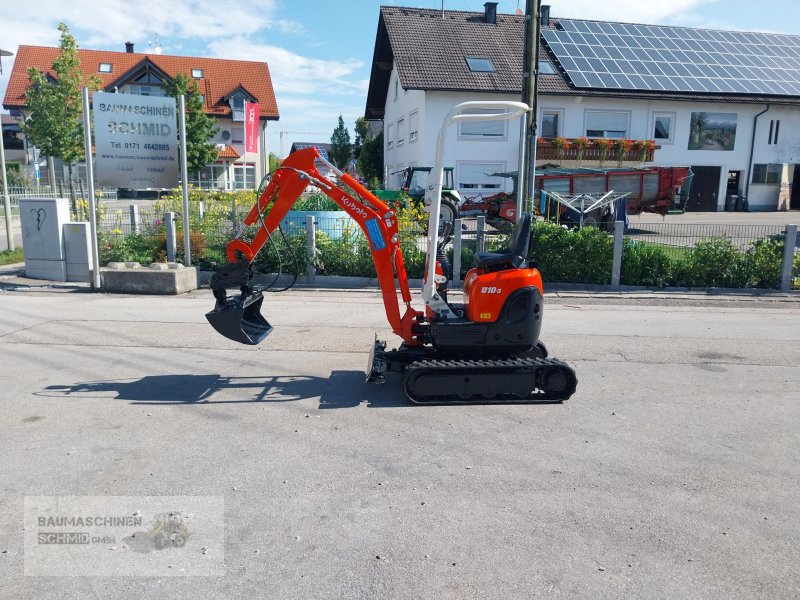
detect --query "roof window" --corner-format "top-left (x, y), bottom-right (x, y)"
top-left (192, 68), bottom-right (204, 78)
top-left (466, 57), bottom-right (496, 72)
top-left (539, 61), bottom-right (556, 75)
top-left (99, 63), bottom-right (112, 74)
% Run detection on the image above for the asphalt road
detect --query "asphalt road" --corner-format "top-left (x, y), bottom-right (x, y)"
top-left (0, 287), bottom-right (798, 599)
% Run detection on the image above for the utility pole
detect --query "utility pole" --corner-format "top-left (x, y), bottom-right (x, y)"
top-left (520, 0), bottom-right (541, 214)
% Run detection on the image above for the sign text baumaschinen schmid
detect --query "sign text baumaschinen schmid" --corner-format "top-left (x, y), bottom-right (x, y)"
top-left (93, 91), bottom-right (179, 189)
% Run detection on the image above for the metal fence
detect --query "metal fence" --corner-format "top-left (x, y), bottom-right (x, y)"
top-left (90, 204), bottom-right (798, 289)
top-left (5, 186), bottom-right (119, 208)
top-left (625, 222), bottom-right (788, 260)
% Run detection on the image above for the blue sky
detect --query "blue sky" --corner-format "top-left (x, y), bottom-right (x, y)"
top-left (1, 0), bottom-right (799, 155)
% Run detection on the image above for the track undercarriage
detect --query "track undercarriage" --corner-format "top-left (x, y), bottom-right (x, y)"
top-left (367, 338), bottom-right (578, 405)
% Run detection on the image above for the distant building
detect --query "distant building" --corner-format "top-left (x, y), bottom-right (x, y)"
top-left (366, 4), bottom-right (800, 211)
top-left (3, 42), bottom-right (280, 191)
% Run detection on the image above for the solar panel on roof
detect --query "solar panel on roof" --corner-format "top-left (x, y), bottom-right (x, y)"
top-left (544, 19), bottom-right (800, 95)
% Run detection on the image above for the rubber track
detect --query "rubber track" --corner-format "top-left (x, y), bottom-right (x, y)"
top-left (401, 356), bottom-right (578, 405)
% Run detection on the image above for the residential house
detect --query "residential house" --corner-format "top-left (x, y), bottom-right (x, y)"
top-left (365, 4), bottom-right (800, 211)
top-left (3, 42), bottom-right (279, 191)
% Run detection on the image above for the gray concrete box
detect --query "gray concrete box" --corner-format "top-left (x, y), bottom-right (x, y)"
top-left (63, 222), bottom-right (93, 283)
top-left (20, 197), bottom-right (70, 281)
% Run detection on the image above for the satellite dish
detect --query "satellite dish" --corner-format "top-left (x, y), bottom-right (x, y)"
top-left (221, 130), bottom-right (231, 140)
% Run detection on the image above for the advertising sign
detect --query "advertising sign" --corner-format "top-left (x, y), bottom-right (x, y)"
top-left (93, 91), bottom-right (180, 188)
top-left (245, 102), bottom-right (260, 154)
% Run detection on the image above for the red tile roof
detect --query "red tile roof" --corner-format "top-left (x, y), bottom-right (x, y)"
top-left (216, 145), bottom-right (240, 159)
top-left (3, 45), bottom-right (279, 120)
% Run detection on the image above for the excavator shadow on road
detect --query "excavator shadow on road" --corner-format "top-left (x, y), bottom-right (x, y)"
top-left (42, 372), bottom-right (409, 409)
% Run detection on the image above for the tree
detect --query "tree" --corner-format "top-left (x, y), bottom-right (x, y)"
top-left (162, 74), bottom-right (219, 177)
top-left (357, 130), bottom-right (383, 188)
top-left (329, 115), bottom-right (351, 169)
top-left (353, 117), bottom-right (368, 162)
top-left (23, 22), bottom-right (100, 204)
top-left (268, 152), bottom-right (281, 174)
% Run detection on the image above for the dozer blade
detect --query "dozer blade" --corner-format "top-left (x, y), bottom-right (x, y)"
top-left (206, 291), bottom-right (273, 345)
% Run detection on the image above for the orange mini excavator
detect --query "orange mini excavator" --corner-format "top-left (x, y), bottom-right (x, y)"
top-left (206, 101), bottom-right (577, 404)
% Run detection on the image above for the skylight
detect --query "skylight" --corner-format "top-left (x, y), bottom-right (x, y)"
top-left (99, 63), bottom-right (112, 73)
top-left (192, 68), bottom-right (204, 78)
top-left (465, 57), bottom-right (496, 73)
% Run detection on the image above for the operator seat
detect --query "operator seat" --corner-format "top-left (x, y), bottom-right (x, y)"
top-left (474, 212), bottom-right (532, 270)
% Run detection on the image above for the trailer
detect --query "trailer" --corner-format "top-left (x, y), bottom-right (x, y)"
top-left (535, 165), bottom-right (693, 216)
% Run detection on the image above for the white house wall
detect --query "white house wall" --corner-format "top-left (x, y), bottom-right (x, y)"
top-left (382, 60), bottom-right (800, 211)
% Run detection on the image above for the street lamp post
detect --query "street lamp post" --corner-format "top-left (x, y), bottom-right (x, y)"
top-left (1, 47), bottom-right (15, 251)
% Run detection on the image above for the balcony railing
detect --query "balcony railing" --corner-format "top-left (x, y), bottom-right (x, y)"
top-left (536, 138), bottom-right (656, 163)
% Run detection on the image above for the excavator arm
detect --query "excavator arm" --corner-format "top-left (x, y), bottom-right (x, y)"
top-left (206, 147), bottom-right (423, 345)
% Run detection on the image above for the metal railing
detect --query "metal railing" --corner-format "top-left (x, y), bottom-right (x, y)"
top-left (6, 185), bottom-right (118, 207)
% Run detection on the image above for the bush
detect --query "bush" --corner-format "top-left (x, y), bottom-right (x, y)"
top-left (621, 240), bottom-right (673, 287)
top-left (529, 221), bottom-right (612, 284)
top-left (680, 237), bottom-right (747, 288)
top-left (741, 235), bottom-right (783, 289)
top-left (98, 231), bottom-right (162, 265)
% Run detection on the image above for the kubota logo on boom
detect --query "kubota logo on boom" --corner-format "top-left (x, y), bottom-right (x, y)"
top-left (481, 286), bottom-right (502, 294)
top-left (341, 197), bottom-right (368, 218)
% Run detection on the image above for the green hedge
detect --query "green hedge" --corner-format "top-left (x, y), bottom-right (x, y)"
top-left (526, 221), bottom-right (798, 289)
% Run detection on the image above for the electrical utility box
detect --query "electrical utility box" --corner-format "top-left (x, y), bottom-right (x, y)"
top-left (63, 222), bottom-right (93, 283)
top-left (19, 197), bottom-right (70, 281)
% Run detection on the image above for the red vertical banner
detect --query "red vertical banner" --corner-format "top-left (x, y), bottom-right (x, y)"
top-left (244, 102), bottom-right (260, 153)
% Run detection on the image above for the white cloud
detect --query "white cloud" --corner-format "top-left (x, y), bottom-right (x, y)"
top-left (209, 38), bottom-right (366, 97)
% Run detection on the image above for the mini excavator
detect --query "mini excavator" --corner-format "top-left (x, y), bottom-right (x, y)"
top-left (206, 101), bottom-right (577, 404)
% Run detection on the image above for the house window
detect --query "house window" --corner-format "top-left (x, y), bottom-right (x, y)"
top-left (387, 124), bottom-right (394, 149)
top-left (540, 110), bottom-right (562, 138)
top-left (409, 110), bottom-right (419, 143)
top-left (751, 163), bottom-right (782, 184)
top-left (456, 161), bottom-right (505, 195)
top-left (466, 57), bottom-right (496, 72)
top-left (396, 118), bottom-right (405, 146)
top-left (230, 93), bottom-right (246, 121)
top-left (99, 63), bottom-right (112, 73)
top-left (191, 68), bottom-right (204, 78)
top-left (128, 84), bottom-right (166, 97)
top-left (768, 120), bottom-right (781, 145)
top-left (233, 163), bottom-right (256, 189)
top-left (198, 163), bottom-right (229, 190)
top-left (585, 110), bottom-right (629, 138)
top-left (231, 126), bottom-right (244, 144)
top-left (652, 112), bottom-right (676, 144)
top-left (458, 109), bottom-right (507, 140)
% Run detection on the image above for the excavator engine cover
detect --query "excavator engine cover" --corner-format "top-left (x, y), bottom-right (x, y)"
top-left (205, 291), bottom-right (273, 345)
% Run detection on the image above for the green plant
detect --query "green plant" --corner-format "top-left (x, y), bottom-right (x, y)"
top-left (0, 248), bottom-right (24, 265)
top-left (573, 136), bottom-right (591, 165)
top-left (614, 139), bottom-right (634, 166)
top-left (552, 137), bottom-right (569, 160)
top-left (98, 231), bottom-right (161, 265)
top-left (293, 194), bottom-right (340, 211)
top-left (680, 237), bottom-right (746, 288)
top-left (594, 138), bottom-right (611, 166)
top-left (528, 220), bottom-right (612, 284)
top-left (621, 239), bottom-right (673, 287)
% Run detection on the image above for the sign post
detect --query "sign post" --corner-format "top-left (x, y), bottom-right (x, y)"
top-left (178, 95), bottom-right (191, 266)
top-left (81, 87), bottom-right (101, 289)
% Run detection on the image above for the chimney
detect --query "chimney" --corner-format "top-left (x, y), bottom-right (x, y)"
top-left (484, 2), bottom-right (498, 25)
top-left (540, 5), bottom-right (551, 26)
top-left (125, 41), bottom-right (134, 53)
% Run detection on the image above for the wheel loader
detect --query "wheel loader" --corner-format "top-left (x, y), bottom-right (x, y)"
top-left (206, 101), bottom-right (577, 404)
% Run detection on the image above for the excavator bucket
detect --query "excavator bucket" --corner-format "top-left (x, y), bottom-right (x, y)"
top-left (205, 291), bottom-right (273, 345)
